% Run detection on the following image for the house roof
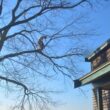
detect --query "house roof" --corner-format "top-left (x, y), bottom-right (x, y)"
top-left (85, 39), bottom-right (110, 62)
top-left (74, 61), bottom-right (110, 88)
top-left (74, 39), bottom-right (110, 88)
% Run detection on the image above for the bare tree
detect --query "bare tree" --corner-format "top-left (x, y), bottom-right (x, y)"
top-left (0, 0), bottom-right (97, 110)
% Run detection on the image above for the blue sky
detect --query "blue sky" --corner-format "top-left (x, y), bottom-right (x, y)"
top-left (0, 1), bottom-right (110, 110)
top-left (51, 1), bottom-right (110, 110)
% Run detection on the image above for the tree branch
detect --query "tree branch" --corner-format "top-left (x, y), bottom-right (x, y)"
top-left (12, 0), bottom-right (22, 19)
top-left (0, 0), bottom-right (3, 15)
top-left (16, 5), bottom-right (41, 19)
top-left (0, 50), bottom-right (38, 61)
top-left (0, 0), bottom-right (87, 31)
top-left (0, 75), bottom-right (28, 91)
top-left (6, 29), bottom-right (37, 40)
top-left (50, 53), bottom-right (83, 59)
top-left (48, 0), bottom-right (87, 9)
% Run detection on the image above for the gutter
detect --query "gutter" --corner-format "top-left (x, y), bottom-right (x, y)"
top-left (74, 61), bottom-right (110, 88)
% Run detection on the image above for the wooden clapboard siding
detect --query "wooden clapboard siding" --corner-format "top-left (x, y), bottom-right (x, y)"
top-left (91, 47), bottom-right (110, 70)
top-left (93, 89), bottom-right (110, 110)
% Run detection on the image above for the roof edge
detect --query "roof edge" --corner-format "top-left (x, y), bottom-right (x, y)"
top-left (74, 61), bottom-right (110, 88)
top-left (86, 39), bottom-right (110, 61)
top-left (74, 79), bottom-right (81, 88)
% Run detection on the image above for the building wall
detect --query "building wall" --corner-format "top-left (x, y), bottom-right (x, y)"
top-left (93, 89), bottom-right (98, 110)
top-left (93, 89), bottom-right (110, 110)
top-left (92, 48), bottom-right (110, 70)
